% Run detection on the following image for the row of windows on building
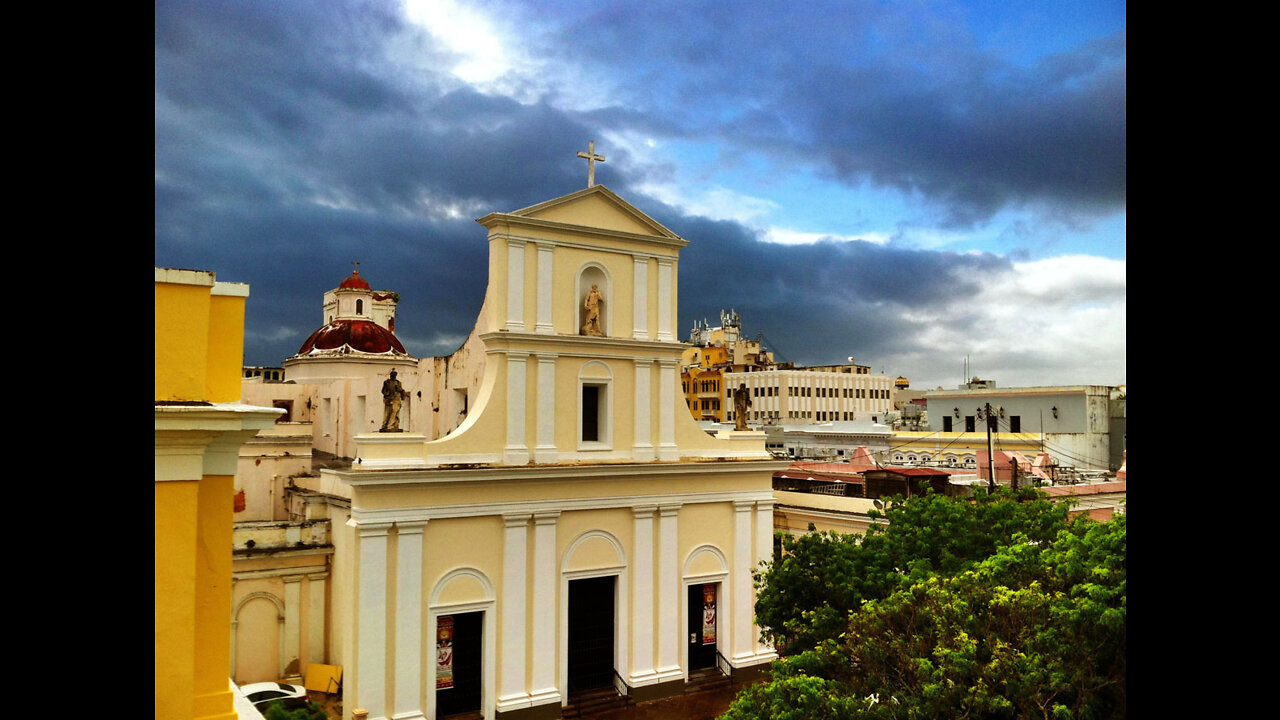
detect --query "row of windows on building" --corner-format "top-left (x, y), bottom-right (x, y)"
top-left (941, 416), bottom-right (1021, 433)
top-left (732, 385), bottom-right (889, 399)
top-left (891, 453), bottom-right (978, 467)
top-left (727, 410), bottom-right (857, 421)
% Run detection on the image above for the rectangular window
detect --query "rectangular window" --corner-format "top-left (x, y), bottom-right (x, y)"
top-left (943, 416), bottom-right (953, 432)
top-left (1010, 416), bottom-right (1021, 433)
top-left (582, 385), bottom-right (600, 442)
top-left (987, 415), bottom-right (998, 432)
top-left (965, 416), bottom-right (975, 433)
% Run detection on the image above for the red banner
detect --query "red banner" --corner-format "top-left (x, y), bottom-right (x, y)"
top-left (436, 616), bottom-right (454, 689)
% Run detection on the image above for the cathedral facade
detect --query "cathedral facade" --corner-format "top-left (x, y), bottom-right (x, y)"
top-left (325, 187), bottom-right (784, 720)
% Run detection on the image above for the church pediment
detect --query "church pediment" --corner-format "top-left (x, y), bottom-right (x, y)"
top-left (482, 186), bottom-right (683, 242)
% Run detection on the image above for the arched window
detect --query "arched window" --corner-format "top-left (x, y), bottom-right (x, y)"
top-left (356, 298), bottom-right (364, 315)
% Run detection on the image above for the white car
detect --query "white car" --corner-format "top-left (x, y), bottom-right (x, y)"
top-left (239, 682), bottom-right (308, 708)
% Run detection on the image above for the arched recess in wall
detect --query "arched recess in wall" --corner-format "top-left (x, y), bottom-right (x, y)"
top-left (231, 591), bottom-right (286, 683)
top-left (576, 263), bottom-right (611, 337)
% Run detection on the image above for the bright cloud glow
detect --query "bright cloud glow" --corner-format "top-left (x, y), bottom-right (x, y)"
top-left (403, 0), bottom-right (511, 84)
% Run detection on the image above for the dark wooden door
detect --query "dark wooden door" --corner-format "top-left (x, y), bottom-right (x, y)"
top-left (568, 576), bottom-right (616, 695)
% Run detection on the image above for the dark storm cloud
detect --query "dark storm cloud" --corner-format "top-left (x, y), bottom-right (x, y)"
top-left (644, 203), bottom-right (1011, 366)
top-left (502, 0), bottom-right (1126, 226)
top-left (156, 1), bottom-right (1114, 385)
top-left (157, 1), bottom-right (612, 364)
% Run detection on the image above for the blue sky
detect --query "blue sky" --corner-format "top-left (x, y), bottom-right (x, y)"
top-left (156, 0), bottom-right (1125, 390)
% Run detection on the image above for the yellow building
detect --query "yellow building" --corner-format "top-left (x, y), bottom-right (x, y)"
top-left (324, 186), bottom-right (785, 720)
top-left (155, 268), bottom-right (280, 720)
top-left (888, 430), bottom-right (1044, 469)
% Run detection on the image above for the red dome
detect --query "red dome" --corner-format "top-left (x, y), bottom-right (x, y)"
top-left (339, 270), bottom-right (371, 290)
top-left (296, 319), bottom-right (407, 356)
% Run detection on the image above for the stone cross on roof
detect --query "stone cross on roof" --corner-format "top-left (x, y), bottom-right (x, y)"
top-left (576, 141), bottom-right (606, 188)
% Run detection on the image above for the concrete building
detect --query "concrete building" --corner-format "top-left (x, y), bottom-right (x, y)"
top-left (724, 366), bottom-right (893, 426)
top-left (314, 185), bottom-right (784, 720)
top-left (681, 311), bottom-right (893, 425)
top-left (922, 382), bottom-right (1124, 472)
top-left (155, 268), bottom-right (279, 720)
top-left (762, 419), bottom-right (893, 461)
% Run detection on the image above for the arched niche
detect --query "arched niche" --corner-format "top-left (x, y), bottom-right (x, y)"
top-left (231, 591), bottom-right (286, 682)
top-left (576, 263), bottom-right (611, 337)
top-left (683, 544), bottom-right (729, 579)
top-left (429, 567), bottom-right (496, 607)
top-left (562, 529), bottom-right (626, 573)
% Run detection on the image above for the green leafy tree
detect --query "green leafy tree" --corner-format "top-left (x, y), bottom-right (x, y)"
top-left (725, 501), bottom-right (1125, 720)
top-left (753, 488), bottom-right (1070, 654)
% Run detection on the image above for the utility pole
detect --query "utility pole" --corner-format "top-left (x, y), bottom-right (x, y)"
top-left (985, 402), bottom-right (996, 491)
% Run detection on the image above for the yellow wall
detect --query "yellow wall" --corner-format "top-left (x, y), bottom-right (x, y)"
top-left (156, 268), bottom-right (271, 720)
top-left (156, 275), bottom-right (214, 401)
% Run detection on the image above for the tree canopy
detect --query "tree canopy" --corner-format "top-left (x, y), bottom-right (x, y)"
top-left (754, 488), bottom-right (1071, 655)
top-left (728, 489), bottom-right (1125, 719)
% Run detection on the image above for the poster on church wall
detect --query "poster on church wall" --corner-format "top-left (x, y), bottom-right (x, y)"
top-left (436, 616), bottom-right (454, 690)
top-left (702, 584), bottom-right (717, 645)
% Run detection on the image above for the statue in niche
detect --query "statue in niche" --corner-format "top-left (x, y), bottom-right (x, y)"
top-left (732, 382), bottom-right (752, 431)
top-left (581, 283), bottom-right (604, 336)
top-left (381, 369), bottom-right (409, 432)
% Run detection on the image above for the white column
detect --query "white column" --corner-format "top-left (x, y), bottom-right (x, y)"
top-left (535, 354), bottom-right (558, 463)
top-left (283, 576), bottom-right (303, 680)
top-left (535, 242), bottom-right (554, 334)
top-left (307, 573), bottom-right (327, 669)
top-left (632, 256), bottom-right (649, 340)
top-left (506, 239), bottom-right (526, 331)
top-left (630, 506), bottom-right (657, 685)
top-left (505, 353), bottom-right (529, 465)
top-left (530, 512), bottom-right (561, 705)
top-left (656, 258), bottom-right (674, 342)
top-left (633, 360), bottom-right (654, 461)
top-left (754, 502), bottom-right (776, 658)
top-left (731, 501), bottom-right (754, 663)
top-left (498, 513), bottom-right (531, 712)
top-left (394, 522), bottom-right (427, 720)
top-left (656, 504), bottom-right (681, 676)
top-left (657, 360), bottom-right (678, 461)
top-left (357, 522), bottom-right (392, 720)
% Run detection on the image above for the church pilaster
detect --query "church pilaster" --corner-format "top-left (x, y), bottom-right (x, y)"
top-left (505, 353), bottom-right (530, 465)
top-left (535, 354), bottom-right (558, 463)
top-left (731, 501), bottom-right (754, 664)
top-left (655, 504), bottom-right (681, 676)
top-left (530, 512), bottom-right (561, 706)
top-left (657, 359), bottom-right (679, 461)
top-left (633, 360), bottom-right (654, 461)
top-left (393, 521), bottom-right (427, 720)
top-left (656, 258), bottom-right (674, 342)
top-left (498, 513), bottom-right (532, 712)
top-left (535, 242), bottom-right (554, 334)
top-left (356, 522), bottom-right (393, 720)
top-left (630, 506), bottom-right (657, 685)
top-left (632, 256), bottom-right (649, 340)
top-left (506, 238), bottom-right (526, 331)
